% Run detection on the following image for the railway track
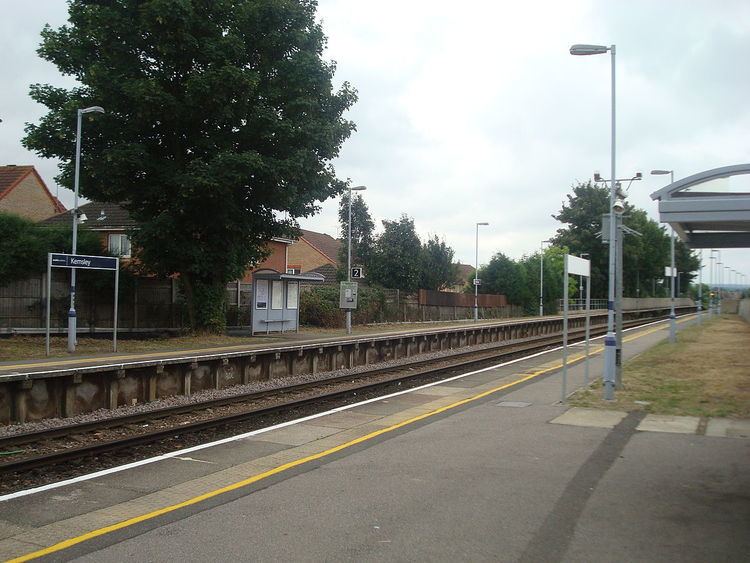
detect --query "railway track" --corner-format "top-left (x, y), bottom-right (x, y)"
top-left (0, 315), bottom-right (668, 490)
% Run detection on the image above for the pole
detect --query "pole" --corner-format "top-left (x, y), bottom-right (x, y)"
top-left (68, 109), bottom-right (83, 353)
top-left (474, 224), bottom-right (480, 322)
top-left (346, 187), bottom-right (353, 335)
top-left (709, 251), bottom-right (714, 317)
top-left (602, 44), bottom-right (617, 400)
top-left (584, 272), bottom-right (591, 387)
top-left (697, 251), bottom-right (702, 324)
top-left (113, 258), bottom-right (120, 352)
top-left (46, 253), bottom-right (52, 357)
top-left (669, 172), bottom-right (676, 343)
top-left (562, 256), bottom-right (569, 402)
top-left (615, 207), bottom-right (623, 389)
top-left (539, 241), bottom-right (544, 316)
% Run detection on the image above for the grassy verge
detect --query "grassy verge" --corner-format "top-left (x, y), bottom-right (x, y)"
top-left (569, 316), bottom-right (750, 418)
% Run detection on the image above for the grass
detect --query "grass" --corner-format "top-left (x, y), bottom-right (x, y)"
top-left (569, 316), bottom-right (750, 418)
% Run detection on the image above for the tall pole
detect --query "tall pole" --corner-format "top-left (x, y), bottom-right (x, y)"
top-left (697, 250), bottom-right (702, 324)
top-left (346, 186), bottom-right (353, 335)
top-left (68, 109), bottom-right (84, 353)
top-left (538, 239), bottom-right (552, 315)
top-left (709, 250), bottom-right (715, 317)
top-left (474, 224), bottom-right (480, 321)
top-left (603, 45), bottom-right (617, 400)
top-left (668, 171), bottom-right (676, 343)
top-left (615, 195), bottom-right (623, 388)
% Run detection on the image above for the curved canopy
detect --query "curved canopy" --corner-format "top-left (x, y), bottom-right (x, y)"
top-left (650, 163), bottom-right (750, 248)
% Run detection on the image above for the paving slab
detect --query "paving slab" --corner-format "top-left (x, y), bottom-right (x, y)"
top-left (247, 422), bottom-right (343, 446)
top-left (705, 417), bottom-right (750, 438)
top-left (638, 414), bottom-right (701, 434)
top-left (550, 407), bottom-right (628, 429)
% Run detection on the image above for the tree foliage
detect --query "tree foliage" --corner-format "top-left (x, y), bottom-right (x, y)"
top-left (368, 215), bottom-right (423, 292)
top-left (337, 192), bottom-right (374, 277)
top-left (23, 0), bottom-right (357, 332)
top-left (0, 212), bottom-right (104, 286)
top-left (420, 235), bottom-right (459, 291)
top-left (552, 181), bottom-right (699, 298)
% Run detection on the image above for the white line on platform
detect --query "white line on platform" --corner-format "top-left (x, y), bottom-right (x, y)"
top-left (0, 317), bottom-right (677, 502)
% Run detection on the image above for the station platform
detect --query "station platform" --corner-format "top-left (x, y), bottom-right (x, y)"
top-left (0, 315), bottom-right (747, 561)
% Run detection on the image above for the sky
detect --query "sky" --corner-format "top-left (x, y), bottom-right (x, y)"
top-left (1, 0), bottom-right (749, 285)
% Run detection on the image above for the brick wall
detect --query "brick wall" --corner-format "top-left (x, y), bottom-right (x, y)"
top-left (0, 174), bottom-right (59, 221)
top-left (241, 240), bottom-right (288, 281)
top-left (287, 239), bottom-right (334, 272)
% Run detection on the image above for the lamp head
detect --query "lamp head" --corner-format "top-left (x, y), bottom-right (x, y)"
top-left (593, 171), bottom-right (602, 182)
top-left (350, 185), bottom-right (367, 191)
top-left (613, 198), bottom-right (625, 214)
top-left (570, 44), bottom-right (609, 56)
top-left (80, 106), bottom-right (105, 115)
top-left (650, 169), bottom-right (671, 176)
top-left (477, 222), bottom-right (489, 226)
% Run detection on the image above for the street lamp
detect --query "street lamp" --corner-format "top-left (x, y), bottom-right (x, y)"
top-left (651, 170), bottom-right (676, 342)
top-left (571, 42), bottom-right (617, 399)
top-left (68, 105), bottom-right (105, 353)
top-left (474, 222), bottom-right (489, 321)
top-left (346, 185), bottom-right (367, 335)
top-left (539, 239), bottom-right (552, 316)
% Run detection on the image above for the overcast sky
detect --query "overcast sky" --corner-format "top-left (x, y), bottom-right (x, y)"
top-left (1, 0), bottom-right (748, 283)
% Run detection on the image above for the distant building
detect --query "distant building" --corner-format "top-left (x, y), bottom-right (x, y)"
top-left (444, 263), bottom-right (475, 293)
top-left (287, 228), bottom-right (342, 275)
top-left (0, 165), bottom-right (65, 221)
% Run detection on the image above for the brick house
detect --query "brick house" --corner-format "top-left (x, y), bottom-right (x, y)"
top-left (286, 228), bottom-right (342, 275)
top-left (40, 201), bottom-right (291, 277)
top-left (0, 165), bottom-right (66, 221)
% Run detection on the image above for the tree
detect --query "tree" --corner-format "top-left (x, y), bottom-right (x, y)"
top-left (0, 212), bottom-right (103, 286)
top-left (518, 245), bottom-right (573, 314)
top-left (368, 215), bottom-right (422, 292)
top-left (23, 0), bottom-right (357, 332)
top-left (420, 235), bottom-right (458, 290)
top-left (337, 192), bottom-right (374, 278)
top-left (478, 252), bottom-right (532, 308)
top-left (552, 180), bottom-right (699, 299)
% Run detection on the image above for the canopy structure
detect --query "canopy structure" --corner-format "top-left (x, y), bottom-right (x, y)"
top-left (650, 164), bottom-right (750, 249)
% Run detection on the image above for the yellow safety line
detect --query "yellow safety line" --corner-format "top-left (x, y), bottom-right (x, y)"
top-left (6, 319), bottom-right (683, 562)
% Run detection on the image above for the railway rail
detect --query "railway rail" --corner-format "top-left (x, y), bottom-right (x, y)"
top-left (0, 314), bottom-right (674, 493)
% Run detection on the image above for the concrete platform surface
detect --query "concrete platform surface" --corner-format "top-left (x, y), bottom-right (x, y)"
top-left (0, 315), bottom-right (747, 562)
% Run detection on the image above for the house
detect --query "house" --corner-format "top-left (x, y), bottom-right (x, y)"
top-left (445, 263), bottom-right (476, 293)
top-left (286, 228), bottom-right (342, 275)
top-left (40, 201), bottom-right (290, 276)
top-left (0, 165), bottom-right (65, 221)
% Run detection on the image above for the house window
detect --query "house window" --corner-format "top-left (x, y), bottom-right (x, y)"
top-left (286, 267), bottom-right (301, 275)
top-left (108, 234), bottom-right (131, 257)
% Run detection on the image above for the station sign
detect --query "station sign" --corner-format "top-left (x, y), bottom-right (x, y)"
top-left (50, 253), bottom-right (118, 271)
top-left (351, 266), bottom-right (364, 279)
top-left (473, 279), bottom-right (482, 286)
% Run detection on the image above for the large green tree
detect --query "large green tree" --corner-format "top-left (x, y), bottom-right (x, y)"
top-left (368, 215), bottom-right (423, 292)
top-left (552, 181), bottom-right (698, 299)
top-left (478, 252), bottom-right (532, 308)
top-left (23, 0), bottom-right (357, 332)
top-left (420, 235), bottom-right (458, 291)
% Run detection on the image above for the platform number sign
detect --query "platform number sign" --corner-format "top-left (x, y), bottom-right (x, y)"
top-left (351, 267), bottom-right (364, 279)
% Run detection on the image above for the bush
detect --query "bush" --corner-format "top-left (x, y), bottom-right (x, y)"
top-left (299, 285), bottom-right (388, 328)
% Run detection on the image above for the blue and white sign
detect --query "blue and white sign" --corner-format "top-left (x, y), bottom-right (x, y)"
top-left (50, 253), bottom-right (118, 271)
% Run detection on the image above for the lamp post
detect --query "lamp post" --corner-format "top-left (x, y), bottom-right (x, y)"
top-left (717, 260), bottom-right (723, 313)
top-left (68, 106), bottom-right (105, 353)
top-left (570, 43), bottom-right (617, 399)
top-left (474, 222), bottom-right (489, 321)
top-left (346, 185), bottom-right (367, 335)
top-left (709, 250), bottom-right (716, 316)
top-left (651, 170), bottom-right (676, 342)
top-left (697, 251), bottom-right (703, 323)
top-left (539, 239), bottom-right (552, 316)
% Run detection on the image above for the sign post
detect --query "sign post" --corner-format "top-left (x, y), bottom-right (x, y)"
top-left (46, 253), bottom-right (120, 356)
top-left (562, 254), bottom-right (591, 402)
